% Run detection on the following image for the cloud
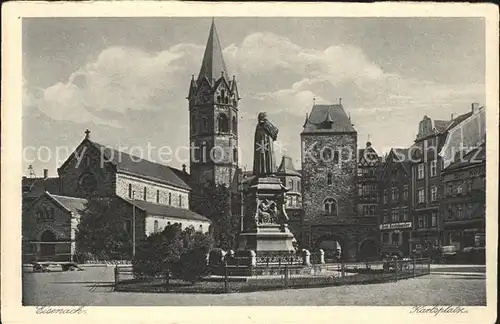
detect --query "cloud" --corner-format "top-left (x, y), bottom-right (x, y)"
top-left (23, 43), bottom-right (204, 127)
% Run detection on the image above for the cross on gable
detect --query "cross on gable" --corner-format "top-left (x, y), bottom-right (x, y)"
top-left (84, 129), bottom-right (90, 139)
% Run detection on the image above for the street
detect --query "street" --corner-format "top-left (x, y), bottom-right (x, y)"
top-left (22, 265), bottom-right (486, 306)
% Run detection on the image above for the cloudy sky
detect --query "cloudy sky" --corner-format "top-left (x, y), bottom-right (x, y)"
top-left (22, 17), bottom-right (485, 176)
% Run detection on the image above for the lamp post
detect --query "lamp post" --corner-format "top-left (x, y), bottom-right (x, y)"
top-left (132, 191), bottom-right (136, 258)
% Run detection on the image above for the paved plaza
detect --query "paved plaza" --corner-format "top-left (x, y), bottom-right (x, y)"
top-left (22, 265), bottom-right (486, 306)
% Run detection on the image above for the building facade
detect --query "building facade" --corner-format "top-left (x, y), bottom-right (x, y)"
top-left (22, 131), bottom-right (210, 262)
top-left (276, 155), bottom-right (303, 240)
top-left (441, 143), bottom-right (486, 251)
top-left (379, 148), bottom-right (412, 257)
top-left (301, 103), bottom-right (378, 261)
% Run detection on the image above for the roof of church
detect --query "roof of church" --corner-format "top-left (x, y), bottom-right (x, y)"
top-left (126, 199), bottom-right (210, 222)
top-left (302, 104), bottom-right (356, 134)
top-left (434, 120), bottom-right (452, 132)
top-left (49, 193), bottom-right (88, 214)
top-left (358, 142), bottom-right (380, 164)
top-left (90, 141), bottom-right (191, 191)
top-left (276, 156), bottom-right (301, 177)
top-left (198, 19), bottom-right (229, 83)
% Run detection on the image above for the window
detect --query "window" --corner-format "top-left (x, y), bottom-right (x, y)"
top-left (402, 207), bottom-right (409, 221)
top-left (179, 194), bottom-right (183, 207)
top-left (431, 186), bottom-right (438, 202)
top-left (391, 187), bottom-right (397, 201)
top-left (457, 183), bottom-right (463, 194)
top-left (457, 205), bottom-right (464, 219)
top-left (154, 220), bottom-right (159, 233)
top-left (322, 148), bottom-right (332, 161)
top-left (327, 173), bottom-right (333, 186)
top-left (383, 232), bottom-right (389, 244)
top-left (168, 193), bottom-right (172, 205)
top-left (202, 117), bottom-right (208, 131)
top-left (289, 179), bottom-right (293, 190)
top-left (298, 181), bottom-right (301, 192)
top-left (323, 198), bottom-right (338, 216)
top-left (403, 185), bottom-right (409, 200)
top-left (423, 215), bottom-right (429, 228)
top-left (391, 233), bottom-right (399, 245)
top-left (418, 216), bottom-right (423, 228)
top-left (467, 181), bottom-right (472, 193)
top-left (430, 160), bottom-right (437, 177)
top-left (233, 148), bottom-right (238, 163)
top-left (191, 116), bottom-right (196, 134)
top-left (156, 190), bottom-right (160, 203)
top-left (218, 113), bottom-right (229, 133)
top-left (124, 220), bottom-right (132, 233)
top-left (128, 184), bottom-right (132, 198)
top-left (383, 210), bottom-right (389, 223)
top-left (391, 208), bottom-right (399, 222)
top-left (418, 188), bottom-right (425, 203)
top-left (333, 151), bottom-right (339, 164)
top-left (431, 211), bottom-right (437, 227)
top-left (358, 185), bottom-right (363, 197)
top-left (383, 189), bottom-right (388, 204)
top-left (417, 163), bottom-right (425, 179)
top-left (232, 116), bottom-right (238, 134)
top-left (143, 187), bottom-right (147, 201)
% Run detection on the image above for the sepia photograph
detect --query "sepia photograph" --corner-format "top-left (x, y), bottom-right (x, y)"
top-left (1, 2), bottom-right (498, 324)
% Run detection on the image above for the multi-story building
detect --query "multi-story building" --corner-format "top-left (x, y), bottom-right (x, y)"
top-left (441, 143), bottom-right (485, 251)
top-left (410, 103), bottom-right (482, 256)
top-left (301, 103), bottom-right (378, 261)
top-left (379, 148), bottom-right (412, 257)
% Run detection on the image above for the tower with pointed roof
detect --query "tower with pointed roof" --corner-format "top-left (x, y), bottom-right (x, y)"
top-left (187, 20), bottom-right (240, 190)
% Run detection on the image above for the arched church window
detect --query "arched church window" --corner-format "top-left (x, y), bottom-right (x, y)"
top-left (233, 148), bottom-right (238, 163)
top-left (218, 113), bottom-right (229, 133)
top-left (323, 197), bottom-right (338, 216)
top-left (191, 116), bottom-right (196, 134)
top-left (221, 89), bottom-right (225, 99)
top-left (232, 116), bottom-right (237, 134)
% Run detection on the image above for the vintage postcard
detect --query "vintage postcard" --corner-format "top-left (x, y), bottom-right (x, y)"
top-left (1, 2), bottom-right (498, 324)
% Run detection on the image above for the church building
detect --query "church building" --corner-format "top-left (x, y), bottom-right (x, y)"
top-left (22, 130), bottom-right (211, 263)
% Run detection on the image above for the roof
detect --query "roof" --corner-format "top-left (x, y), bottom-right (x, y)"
top-left (434, 120), bottom-right (452, 132)
top-left (126, 199), bottom-right (210, 223)
top-left (198, 19), bottom-right (229, 83)
top-left (22, 177), bottom-right (60, 195)
top-left (444, 142), bottom-right (485, 172)
top-left (358, 142), bottom-right (379, 165)
top-left (90, 141), bottom-right (191, 191)
top-left (446, 112), bottom-right (473, 132)
top-left (276, 156), bottom-right (301, 177)
top-left (302, 104), bottom-right (356, 134)
top-left (49, 193), bottom-right (88, 214)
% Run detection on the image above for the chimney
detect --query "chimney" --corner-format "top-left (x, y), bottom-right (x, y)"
top-left (450, 113), bottom-right (454, 120)
top-left (182, 164), bottom-right (187, 175)
top-left (43, 169), bottom-right (48, 179)
top-left (471, 102), bottom-right (479, 113)
top-left (339, 98), bottom-right (342, 105)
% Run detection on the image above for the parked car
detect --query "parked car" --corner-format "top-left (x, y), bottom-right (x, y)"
top-left (439, 245), bottom-right (458, 264)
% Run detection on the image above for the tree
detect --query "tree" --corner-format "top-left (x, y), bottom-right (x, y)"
top-left (133, 224), bottom-right (214, 281)
top-left (191, 184), bottom-right (239, 250)
top-left (75, 197), bottom-right (132, 261)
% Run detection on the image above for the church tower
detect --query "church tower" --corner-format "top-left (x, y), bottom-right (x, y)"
top-left (187, 20), bottom-right (240, 190)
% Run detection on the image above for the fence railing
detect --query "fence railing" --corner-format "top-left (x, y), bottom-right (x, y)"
top-left (114, 258), bottom-right (431, 293)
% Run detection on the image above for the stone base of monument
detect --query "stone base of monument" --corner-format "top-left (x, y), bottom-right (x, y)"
top-left (237, 224), bottom-right (295, 255)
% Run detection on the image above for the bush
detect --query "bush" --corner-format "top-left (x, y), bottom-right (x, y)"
top-left (132, 224), bottom-right (213, 280)
top-left (173, 248), bottom-right (211, 283)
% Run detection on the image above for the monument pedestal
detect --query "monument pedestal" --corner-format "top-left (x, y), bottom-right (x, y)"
top-left (237, 176), bottom-right (296, 260)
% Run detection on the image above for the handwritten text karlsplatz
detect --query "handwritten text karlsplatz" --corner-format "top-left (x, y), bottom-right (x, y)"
top-left (410, 306), bottom-right (468, 316)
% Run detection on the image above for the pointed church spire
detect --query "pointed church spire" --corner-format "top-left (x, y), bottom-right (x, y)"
top-left (198, 19), bottom-right (229, 83)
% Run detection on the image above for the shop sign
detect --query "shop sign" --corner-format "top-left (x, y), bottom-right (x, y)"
top-left (379, 222), bottom-right (412, 230)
